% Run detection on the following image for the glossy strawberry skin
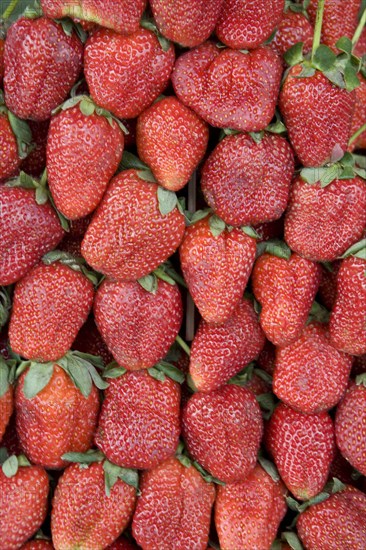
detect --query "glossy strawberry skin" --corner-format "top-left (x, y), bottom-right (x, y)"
top-left (0, 385), bottom-right (13, 443)
top-left (201, 133), bottom-right (294, 226)
top-left (94, 278), bottom-right (183, 370)
top-left (41, 0), bottom-right (146, 35)
top-left (150, 0), bottom-right (223, 47)
top-left (265, 404), bottom-right (335, 500)
top-left (215, 0), bottom-right (284, 50)
top-left (84, 28), bottom-right (175, 119)
top-left (269, 10), bottom-right (314, 60)
top-left (172, 42), bottom-right (282, 132)
top-left (279, 65), bottom-right (355, 167)
top-left (106, 537), bottom-right (139, 550)
top-left (284, 176), bottom-right (366, 262)
top-left (182, 385), bottom-right (263, 483)
top-left (252, 253), bottom-right (321, 347)
top-left (20, 541), bottom-right (54, 550)
top-left (4, 17), bottom-right (83, 121)
top-left (308, 0), bottom-right (361, 52)
top-left (81, 170), bottom-right (185, 281)
top-left (0, 465), bottom-right (49, 550)
top-left (47, 105), bottom-right (124, 220)
top-left (273, 323), bottom-right (353, 414)
top-left (51, 461), bottom-right (136, 549)
top-left (0, 38), bottom-right (4, 84)
top-left (180, 218), bottom-right (257, 324)
top-left (349, 73), bottom-right (366, 151)
top-left (9, 262), bottom-right (94, 362)
top-left (136, 96), bottom-right (209, 191)
top-left (189, 298), bottom-right (265, 392)
top-left (0, 113), bottom-right (20, 181)
top-left (0, 187), bottom-right (64, 286)
top-left (133, 458), bottom-right (215, 550)
top-left (297, 485), bottom-right (366, 550)
top-left (215, 464), bottom-right (287, 550)
top-left (20, 120), bottom-right (49, 177)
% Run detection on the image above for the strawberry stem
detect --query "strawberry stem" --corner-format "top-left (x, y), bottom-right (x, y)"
top-left (311, 0), bottom-right (325, 63)
top-left (175, 335), bottom-right (191, 357)
top-left (348, 122), bottom-right (366, 145)
top-left (1, 0), bottom-right (20, 19)
top-left (352, 8), bottom-right (366, 47)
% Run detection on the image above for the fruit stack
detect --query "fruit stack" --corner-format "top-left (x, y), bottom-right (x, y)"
top-left (0, 0), bottom-right (366, 548)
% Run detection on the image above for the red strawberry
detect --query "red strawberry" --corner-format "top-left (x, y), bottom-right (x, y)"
top-left (72, 314), bottom-right (114, 367)
top-left (257, 339), bottom-right (276, 375)
top-left (51, 460), bottom-right (137, 549)
top-left (330, 255), bottom-right (366, 355)
top-left (0, 358), bottom-right (14, 443)
top-left (328, 447), bottom-right (357, 486)
top-left (58, 215), bottom-right (91, 257)
top-left (349, 73), bottom-right (366, 151)
top-left (318, 261), bottom-right (340, 310)
top-left (0, 37), bottom-right (4, 84)
top-left (0, 186), bottom-right (64, 286)
top-left (273, 322), bottom-right (353, 414)
top-left (81, 170), bottom-right (185, 281)
top-left (308, 0), bottom-right (361, 51)
top-left (132, 456), bottom-right (216, 550)
top-left (252, 252), bottom-right (321, 346)
top-left (354, 26), bottom-right (366, 57)
top-left (201, 133), bottom-right (294, 226)
top-left (172, 42), bottom-right (282, 132)
top-left (297, 485), bottom-right (366, 550)
top-left (189, 298), bottom-right (265, 392)
top-left (9, 258), bottom-right (94, 362)
top-left (20, 541), bottom-right (54, 550)
top-left (180, 215), bottom-right (257, 324)
top-left (40, 0), bottom-right (146, 35)
top-left (182, 384), bottom-right (263, 483)
top-left (4, 17), bottom-right (83, 121)
top-left (47, 97), bottom-right (125, 220)
top-left (215, 464), bottom-right (287, 550)
top-left (284, 176), bottom-right (366, 262)
top-left (94, 277), bottom-right (183, 370)
top-left (136, 96), bottom-right (209, 192)
top-left (0, 458), bottom-right (49, 549)
top-left (265, 403), bottom-right (335, 500)
top-left (95, 370), bottom-right (180, 469)
top-left (215, 0), bottom-right (284, 50)
top-left (335, 381), bottom-right (366, 476)
top-left (0, 112), bottom-right (21, 180)
top-left (269, 10), bottom-right (314, 60)
top-left (106, 537), bottom-right (139, 550)
top-left (84, 28), bottom-right (175, 119)
top-left (150, 0), bottom-right (223, 47)
top-left (20, 119), bottom-right (49, 177)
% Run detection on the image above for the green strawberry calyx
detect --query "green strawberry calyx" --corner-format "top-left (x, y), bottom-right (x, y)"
top-left (23, 0), bottom-right (87, 43)
top-left (286, 477), bottom-right (346, 522)
top-left (0, 448), bottom-right (31, 478)
top-left (300, 150), bottom-right (366, 187)
top-left (186, 210), bottom-right (259, 240)
top-left (221, 111), bottom-right (287, 142)
top-left (339, 238), bottom-right (366, 260)
top-left (42, 250), bottom-right (103, 287)
top-left (140, 17), bottom-right (171, 52)
top-left (175, 442), bottom-right (225, 486)
top-left (284, 0), bottom-right (310, 17)
top-left (102, 359), bottom-right (185, 385)
top-left (256, 239), bottom-right (292, 260)
top-left (0, 355), bottom-right (17, 397)
top-left (0, 286), bottom-right (11, 330)
top-left (272, 532), bottom-right (304, 550)
top-left (138, 261), bottom-right (187, 294)
top-left (0, 91), bottom-right (33, 160)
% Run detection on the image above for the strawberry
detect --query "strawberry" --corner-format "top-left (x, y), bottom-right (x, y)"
top-left (84, 28), bottom-right (175, 119)
top-left (0, 357), bottom-right (14, 443)
top-left (189, 298), bottom-right (265, 392)
top-left (269, 10), bottom-right (314, 60)
top-left (150, 0), bottom-right (223, 47)
top-left (252, 251), bottom-right (321, 347)
top-left (58, 215), bottom-right (91, 258)
top-left (335, 381), bottom-right (366, 476)
top-left (354, 26), bottom-right (366, 57)
top-left (297, 485), bottom-right (366, 550)
top-left (172, 42), bottom-right (282, 132)
top-left (20, 541), bottom-right (54, 550)
top-left (284, 176), bottom-right (366, 262)
top-left (40, 0), bottom-right (146, 35)
top-left (308, 0), bottom-right (361, 51)
top-left (254, 217), bottom-right (285, 242)
top-left (182, 384), bottom-right (263, 483)
top-left (0, 112), bottom-right (21, 180)
top-left (4, 17), bottom-right (83, 121)
top-left (318, 261), bottom-right (340, 310)
top-left (257, 339), bottom-right (276, 375)
top-left (132, 456), bottom-right (216, 550)
top-left (349, 73), bottom-right (366, 151)
top-left (9, 255), bottom-right (94, 362)
top-left (94, 277), bottom-right (183, 370)
top-left (95, 370), bottom-right (181, 469)
top-left (215, 0), bottom-right (284, 50)
top-left (273, 322), bottom-right (353, 414)
top-left (107, 537), bottom-right (139, 550)
top-left (330, 255), bottom-right (366, 355)
top-left (0, 456), bottom-right (49, 549)
top-left (20, 120), bottom-right (49, 177)
top-left (51, 460), bottom-right (137, 549)
top-left (0, 37), bottom-right (4, 84)
top-left (215, 464), bottom-right (287, 550)
top-left (81, 170), bottom-right (185, 281)
top-left (72, 314), bottom-right (114, 367)
top-left (265, 403), bottom-right (335, 500)
top-left (0, 186), bottom-right (64, 286)
top-left (47, 96), bottom-right (125, 220)
top-left (136, 96), bottom-right (209, 192)
top-left (200, 133), bottom-right (295, 226)
top-left (180, 214), bottom-right (257, 324)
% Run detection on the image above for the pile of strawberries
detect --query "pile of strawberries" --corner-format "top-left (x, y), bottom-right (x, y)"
top-left (0, 0), bottom-right (366, 548)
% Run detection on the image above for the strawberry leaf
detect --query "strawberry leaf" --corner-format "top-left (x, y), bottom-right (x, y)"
top-left (138, 274), bottom-right (158, 294)
top-left (209, 214), bottom-right (226, 237)
top-left (0, 358), bottom-right (10, 397)
top-left (284, 42), bottom-right (304, 66)
top-left (241, 226), bottom-right (260, 239)
top-left (23, 363), bottom-right (54, 399)
top-left (7, 111), bottom-right (32, 159)
top-left (339, 238), bottom-right (366, 259)
top-left (103, 362), bottom-right (127, 379)
top-left (154, 361), bottom-right (185, 384)
top-left (256, 239), bottom-right (291, 260)
top-left (0, 286), bottom-right (11, 329)
top-left (103, 460), bottom-right (139, 496)
top-left (2, 455), bottom-right (18, 478)
top-left (192, 461), bottom-right (225, 486)
top-left (313, 45), bottom-right (337, 72)
top-left (148, 367), bottom-right (166, 382)
top-left (282, 532), bottom-right (304, 550)
top-left (79, 98), bottom-right (95, 116)
top-left (336, 36), bottom-right (353, 55)
top-left (258, 454), bottom-right (280, 482)
top-left (157, 187), bottom-right (178, 216)
top-left (62, 450), bottom-right (104, 464)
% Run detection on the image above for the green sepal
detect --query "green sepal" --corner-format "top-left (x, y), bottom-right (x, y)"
top-left (154, 361), bottom-right (185, 384)
top-left (187, 208), bottom-right (212, 225)
top-left (248, 131), bottom-right (264, 144)
top-left (120, 151), bottom-right (149, 171)
top-left (2, 453), bottom-right (31, 478)
top-left (22, 362), bottom-right (55, 399)
top-left (258, 452), bottom-right (280, 482)
top-left (55, 17), bottom-right (87, 43)
top-left (7, 111), bottom-right (32, 159)
top-left (157, 187), bottom-right (178, 216)
top-left (241, 226), bottom-right (260, 239)
top-left (192, 461), bottom-right (226, 486)
top-left (296, 65), bottom-right (316, 78)
top-left (24, 0), bottom-right (42, 19)
top-left (208, 214), bottom-right (226, 237)
top-left (140, 18), bottom-right (171, 52)
top-left (103, 361), bottom-right (127, 379)
top-left (339, 238), bottom-right (366, 259)
top-left (147, 366), bottom-right (166, 382)
top-left (138, 274), bottom-right (158, 294)
top-left (155, 262), bottom-right (187, 288)
top-left (266, 110), bottom-right (287, 135)
top-left (0, 286), bottom-right (11, 329)
top-left (0, 356), bottom-right (17, 398)
top-left (103, 460), bottom-right (139, 497)
top-left (301, 151), bottom-right (364, 187)
top-left (336, 36), bottom-right (353, 55)
top-left (356, 373), bottom-right (366, 387)
top-left (284, 42), bottom-right (304, 66)
top-left (175, 441), bottom-right (192, 468)
top-left (256, 393), bottom-right (277, 420)
top-left (58, 350), bottom-right (108, 396)
top-left (312, 45), bottom-right (337, 72)
top-left (42, 250), bottom-right (102, 286)
top-left (281, 532), bottom-right (304, 550)
top-left (62, 449), bottom-right (105, 464)
top-left (307, 301), bottom-right (330, 324)
top-left (256, 239), bottom-right (292, 260)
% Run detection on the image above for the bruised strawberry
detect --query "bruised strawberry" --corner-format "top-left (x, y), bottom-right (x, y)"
top-left (4, 17), bottom-right (83, 121)
top-left (150, 0), bottom-right (223, 47)
top-left (308, 0), bottom-right (361, 51)
top-left (180, 215), bottom-right (257, 324)
top-left (182, 385), bottom-right (263, 483)
top-left (172, 42), bottom-right (282, 132)
top-left (265, 403), bottom-right (335, 500)
top-left (252, 252), bottom-right (321, 346)
top-left (273, 322), bottom-right (353, 414)
top-left (81, 170), bottom-right (185, 281)
top-left (132, 456), bottom-right (215, 550)
top-left (84, 28), bottom-right (175, 119)
top-left (0, 112), bottom-right (21, 180)
top-left (72, 314), bottom-right (113, 367)
top-left (136, 96), bottom-right (209, 192)
top-left (215, 0), bottom-right (284, 50)
top-left (269, 10), bottom-right (314, 60)
top-left (215, 464), bottom-right (287, 550)
top-left (20, 120), bottom-right (49, 177)
top-left (201, 133), bottom-right (294, 227)
top-left (189, 298), bottom-right (265, 392)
